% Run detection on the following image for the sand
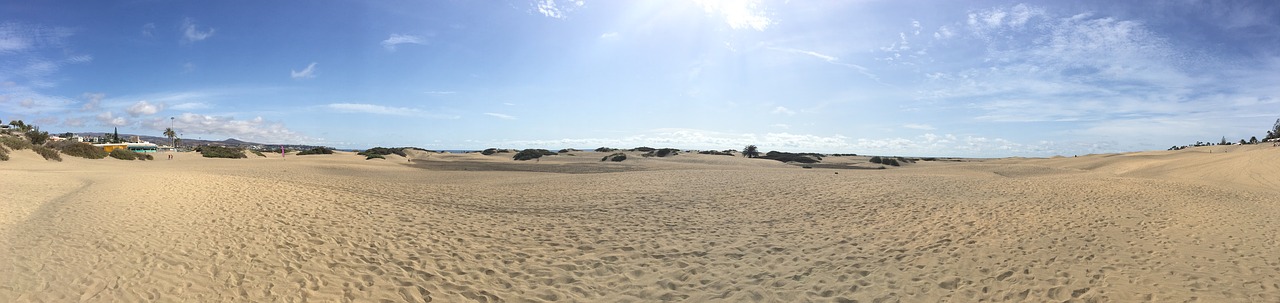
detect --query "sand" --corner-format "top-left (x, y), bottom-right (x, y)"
top-left (2, 146), bottom-right (1280, 302)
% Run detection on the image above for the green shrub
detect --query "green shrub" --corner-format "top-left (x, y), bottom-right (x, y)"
top-left (759, 151), bottom-right (822, 163)
top-left (883, 158), bottom-right (901, 166)
top-left (198, 146), bottom-right (247, 159)
top-left (297, 147), bottom-right (334, 155)
top-left (869, 156), bottom-right (883, 164)
top-left (513, 149), bottom-right (555, 161)
top-left (32, 146), bottom-right (61, 161)
top-left (482, 148), bottom-right (498, 155)
top-left (594, 147), bottom-right (617, 152)
top-left (1, 135), bottom-right (32, 150)
top-left (600, 152), bottom-right (627, 162)
top-left (251, 150), bottom-right (266, 157)
top-left (359, 147), bottom-right (407, 157)
top-left (0, 146), bottom-right (8, 161)
top-left (558, 148), bottom-right (578, 154)
top-left (49, 140), bottom-right (108, 159)
top-left (25, 129), bottom-right (50, 145)
top-left (366, 154), bottom-right (385, 160)
top-left (631, 147), bottom-right (655, 152)
top-left (698, 150), bottom-right (733, 156)
top-left (110, 149), bottom-right (138, 160)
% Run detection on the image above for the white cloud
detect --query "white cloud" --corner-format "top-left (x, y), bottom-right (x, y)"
top-left (911, 20), bottom-right (922, 35)
top-left (903, 123), bottom-right (936, 130)
top-left (291, 62), bottom-right (317, 79)
top-left (96, 111), bottom-right (128, 126)
top-left (381, 34), bottom-right (424, 51)
top-left (534, 0), bottom-right (584, 19)
top-left (141, 23), bottom-right (155, 37)
top-left (181, 18), bottom-right (215, 43)
top-left (126, 100), bottom-right (162, 116)
top-left (146, 113), bottom-right (307, 144)
top-left (324, 103), bottom-right (457, 119)
top-left (771, 106), bottom-right (795, 115)
top-left (600, 32), bottom-right (619, 39)
top-left (484, 112), bottom-right (516, 120)
top-left (771, 123), bottom-right (790, 129)
top-left (692, 0), bottom-right (773, 31)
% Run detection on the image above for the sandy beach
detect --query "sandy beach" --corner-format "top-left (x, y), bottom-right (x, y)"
top-left (3, 146), bottom-right (1280, 302)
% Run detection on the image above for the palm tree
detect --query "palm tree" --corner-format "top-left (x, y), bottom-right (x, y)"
top-left (743, 145), bottom-right (760, 158)
top-left (164, 127), bottom-right (177, 147)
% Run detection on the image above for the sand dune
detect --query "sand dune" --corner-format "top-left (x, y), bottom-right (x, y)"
top-left (3, 147), bottom-right (1280, 302)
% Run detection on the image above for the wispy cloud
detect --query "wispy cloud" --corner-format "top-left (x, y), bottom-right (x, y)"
top-left (903, 123), bottom-right (936, 130)
top-left (424, 91), bottom-right (456, 95)
top-left (141, 23), bottom-right (155, 37)
top-left (534, 0), bottom-right (584, 19)
top-left (324, 102), bottom-right (457, 119)
top-left (771, 106), bottom-right (795, 115)
top-left (770, 47), bottom-right (880, 81)
top-left (181, 18), bottom-right (215, 44)
top-left (692, 0), bottom-right (774, 31)
top-left (381, 34), bottom-right (424, 51)
top-left (170, 102), bottom-right (210, 110)
top-left (80, 92), bottom-right (104, 111)
top-left (599, 32), bottom-right (619, 40)
top-left (0, 22), bottom-right (72, 53)
top-left (484, 112), bottom-right (516, 120)
top-left (290, 62), bottom-right (317, 79)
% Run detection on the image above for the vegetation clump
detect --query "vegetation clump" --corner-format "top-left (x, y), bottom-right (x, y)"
top-left (359, 147), bottom-right (407, 157)
top-left (642, 148), bottom-right (680, 157)
top-left (1, 135), bottom-right (33, 151)
top-left (698, 150), bottom-right (734, 156)
top-left (870, 156), bottom-right (912, 166)
top-left (630, 146), bottom-right (656, 152)
top-left (513, 149), bottom-right (555, 161)
top-left (32, 146), bottom-right (61, 161)
top-left (49, 140), bottom-right (108, 159)
top-left (482, 148), bottom-right (498, 155)
top-left (601, 152), bottom-right (627, 162)
top-left (198, 146), bottom-right (247, 159)
top-left (251, 150), bottom-right (267, 157)
top-left (0, 145), bottom-right (8, 161)
top-left (558, 148), bottom-right (578, 153)
top-left (110, 149), bottom-right (138, 160)
top-left (366, 154), bottom-right (386, 160)
top-left (297, 147), bottom-right (334, 155)
top-left (594, 147), bottom-right (617, 152)
top-left (759, 151), bottom-right (822, 163)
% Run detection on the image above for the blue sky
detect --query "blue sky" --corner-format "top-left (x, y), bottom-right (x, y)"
top-left (2, 0), bottom-right (1278, 157)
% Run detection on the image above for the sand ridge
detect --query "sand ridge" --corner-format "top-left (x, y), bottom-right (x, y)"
top-left (3, 147), bottom-right (1280, 302)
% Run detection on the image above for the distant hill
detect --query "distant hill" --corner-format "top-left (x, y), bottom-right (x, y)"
top-left (72, 132), bottom-right (328, 150)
